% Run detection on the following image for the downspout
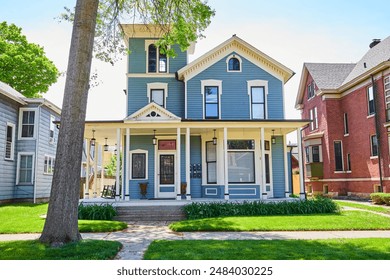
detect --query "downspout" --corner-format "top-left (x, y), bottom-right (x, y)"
top-left (371, 75), bottom-right (384, 189)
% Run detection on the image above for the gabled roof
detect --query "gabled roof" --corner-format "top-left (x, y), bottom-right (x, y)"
top-left (177, 35), bottom-right (295, 83)
top-left (0, 81), bottom-right (27, 104)
top-left (124, 102), bottom-right (181, 123)
top-left (305, 63), bottom-right (356, 90)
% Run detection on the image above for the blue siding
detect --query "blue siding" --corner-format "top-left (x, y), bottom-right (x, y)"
top-left (190, 136), bottom-right (202, 198)
top-left (202, 185), bottom-right (224, 199)
top-left (127, 77), bottom-right (184, 117)
top-left (0, 95), bottom-right (19, 200)
top-left (272, 136), bottom-right (285, 198)
top-left (229, 185), bottom-right (260, 199)
top-left (187, 53), bottom-right (284, 120)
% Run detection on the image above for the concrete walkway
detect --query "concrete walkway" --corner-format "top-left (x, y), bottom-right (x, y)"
top-left (2, 221), bottom-right (390, 260)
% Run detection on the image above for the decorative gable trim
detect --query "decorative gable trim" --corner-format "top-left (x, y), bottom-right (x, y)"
top-left (124, 103), bottom-right (181, 123)
top-left (177, 36), bottom-right (294, 83)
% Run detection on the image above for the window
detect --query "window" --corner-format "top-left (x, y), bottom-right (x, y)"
top-left (49, 115), bottom-right (55, 143)
top-left (151, 89), bottom-right (165, 107)
top-left (132, 153), bottom-right (146, 179)
top-left (44, 155), bottom-right (55, 175)
top-left (371, 135), bottom-right (378, 157)
top-left (251, 87), bottom-right (266, 119)
top-left (17, 153), bottom-right (34, 184)
top-left (205, 86), bottom-right (219, 119)
top-left (346, 153), bottom-right (351, 171)
top-left (305, 147), bottom-right (310, 163)
top-left (305, 145), bottom-right (321, 163)
top-left (334, 141), bottom-right (343, 171)
top-left (309, 107), bottom-right (318, 130)
top-left (206, 141), bottom-right (217, 184)
top-left (265, 154), bottom-right (270, 184)
top-left (385, 76), bottom-right (390, 121)
top-left (5, 123), bottom-right (15, 160)
top-left (307, 81), bottom-right (315, 99)
top-left (312, 146), bottom-right (320, 162)
top-left (228, 57), bottom-right (240, 71)
top-left (227, 140), bottom-right (255, 184)
top-left (367, 85), bottom-right (375, 115)
top-left (344, 113), bottom-right (349, 135)
top-left (19, 109), bottom-right (36, 138)
top-left (148, 44), bottom-right (167, 73)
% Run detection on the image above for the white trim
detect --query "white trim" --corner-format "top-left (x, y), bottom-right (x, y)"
top-left (16, 152), bottom-right (35, 185)
top-left (205, 188), bottom-right (218, 195)
top-left (129, 149), bottom-right (149, 180)
top-left (18, 108), bottom-right (38, 140)
top-left (176, 127), bottom-right (181, 200)
top-left (226, 54), bottom-right (242, 73)
top-left (201, 80), bottom-right (222, 119)
top-left (5, 122), bottom-right (16, 161)
top-left (247, 80), bottom-right (268, 120)
top-left (185, 128), bottom-right (191, 200)
top-left (126, 128), bottom-right (131, 200)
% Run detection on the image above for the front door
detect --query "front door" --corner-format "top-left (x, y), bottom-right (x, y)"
top-left (157, 153), bottom-right (176, 198)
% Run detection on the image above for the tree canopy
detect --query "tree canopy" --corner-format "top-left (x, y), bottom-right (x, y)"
top-left (0, 21), bottom-right (59, 98)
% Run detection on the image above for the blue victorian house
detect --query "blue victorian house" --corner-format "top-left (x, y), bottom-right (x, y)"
top-left (83, 24), bottom-right (307, 201)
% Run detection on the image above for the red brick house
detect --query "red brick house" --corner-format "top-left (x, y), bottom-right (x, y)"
top-left (295, 37), bottom-right (390, 198)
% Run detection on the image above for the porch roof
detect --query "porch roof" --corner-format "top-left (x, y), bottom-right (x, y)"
top-left (83, 119), bottom-right (310, 146)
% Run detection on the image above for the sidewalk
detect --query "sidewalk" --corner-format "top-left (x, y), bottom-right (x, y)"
top-left (2, 221), bottom-right (390, 260)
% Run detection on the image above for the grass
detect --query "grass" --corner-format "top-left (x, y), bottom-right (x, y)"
top-left (335, 200), bottom-right (390, 214)
top-left (0, 240), bottom-right (122, 260)
top-left (170, 211), bottom-right (390, 231)
top-left (144, 239), bottom-right (390, 260)
top-left (0, 203), bottom-right (127, 234)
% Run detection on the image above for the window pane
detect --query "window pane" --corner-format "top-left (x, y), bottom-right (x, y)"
top-left (252, 104), bottom-right (264, 119)
top-left (151, 89), bottom-right (164, 107)
top-left (371, 135), bottom-right (378, 156)
top-left (265, 154), bottom-right (270, 184)
top-left (148, 44), bottom-right (157, 73)
top-left (251, 87), bottom-right (264, 103)
top-left (206, 141), bottom-right (216, 161)
top-left (19, 155), bottom-right (33, 183)
top-left (205, 104), bottom-right (218, 118)
top-left (228, 57), bottom-right (240, 71)
top-left (132, 153), bottom-right (146, 179)
top-left (228, 151), bottom-right (255, 183)
top-left (159, 53), bottom-right (167, 73)
top-left (207, 162), bottom-right (217, 183)
top-left (312, 146), bottom-right (320, 162)
top-left (334, 142), bottom-right (343, 171)
top-left (205, 86), bottom-right (218, 103)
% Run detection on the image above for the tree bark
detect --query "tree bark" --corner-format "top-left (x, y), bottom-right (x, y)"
top-left (39, 0), bottom-right (99, 245)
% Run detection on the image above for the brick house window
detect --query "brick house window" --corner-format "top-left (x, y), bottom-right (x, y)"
top-left (307, 81), bottom-right (315, 99)
top-left (370, 135), bottom-right (378, 157)
top-left (346, 153), bottom-right (351, 171)
top-left (385, 76), bottom-right (390, 121)
top-left (343, 113), bottom-right (349, 135)
top-left (309, 107), bottom-right (318, 131)
top-left (334, 141), bottom-right (343, 171)
top-left (367, 85), bottom-right (375, 116)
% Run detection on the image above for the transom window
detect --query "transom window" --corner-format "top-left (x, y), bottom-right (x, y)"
top-left (251, 86), bottom-right (266, 119)
top-left (148, 44), bottom-right (167, 73)
top-left (228, 57), bottom-right (240, 71)
top-left (205, 86), bottom-right (219, 119)
top-left (227, 140), bottom-right (255, 184)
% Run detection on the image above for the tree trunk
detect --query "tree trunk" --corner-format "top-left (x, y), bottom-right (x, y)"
top-left (39, 0), bottom-right (99, 245)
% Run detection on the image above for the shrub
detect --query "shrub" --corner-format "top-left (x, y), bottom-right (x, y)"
top-left (78, 203), bottom-right (117, 220)
top-left (183, 197), bottom-right (340, 220)
top-left (371, 193), bottom-right (390, 206)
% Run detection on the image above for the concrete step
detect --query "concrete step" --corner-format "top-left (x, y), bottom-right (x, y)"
top-left (114, 206), bottom-right (186, 221)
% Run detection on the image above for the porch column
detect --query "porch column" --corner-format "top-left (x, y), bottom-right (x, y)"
top-left (115, 128), bottom-right (121, 201)
top-left (261, 127), bottom-right (267, 199)
top-left (125, 128), bottom-right (130, 201)
top-left (186, 127), bottom-right (191, 200)
top-left (297, 128), bottom-right (306, 199)
top-left (224, 127), bottom-right (229, 200)
top-left (176, 127), bottom-right (181, 200)
top-left (85, 139), bottom-right (90, 199)
top-left (100, 145), bottom-right (105, 197)
top-left (93, 143), bottom-right (98, 198)
top-left (284, 134), bottom-right (291, 198)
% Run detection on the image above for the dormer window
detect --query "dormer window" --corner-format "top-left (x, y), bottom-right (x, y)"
top-left (226, 55), bottom-right (242, 72)
top-left (148, 43), bottom-right (167, 73)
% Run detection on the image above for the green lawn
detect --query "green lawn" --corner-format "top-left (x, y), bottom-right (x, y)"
top-left (0, 203), bottom-right (127, 234)
top-left (335, 200), bottom-right (390, 214)
top-left (144, 239), bottom-right (390, 260)
top-left (0, 240), bottom-right (122, 260)
top-left (170, 211), bottom-right (390, 231)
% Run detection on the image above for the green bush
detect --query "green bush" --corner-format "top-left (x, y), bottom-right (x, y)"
top-left (78, 203), bottom-right (117, 220)
top-left (371, 193), bottom-right (390, 206)
top-left (183, 197), bottom-right (340, 220)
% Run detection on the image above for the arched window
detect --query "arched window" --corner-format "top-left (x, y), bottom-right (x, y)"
top-left (148, 44), bottom-right (157, 73)
top-left (228, 57), bottom-right (240, 71)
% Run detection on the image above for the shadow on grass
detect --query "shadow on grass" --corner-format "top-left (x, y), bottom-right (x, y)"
top-left (144, 239), bottom-right (390, 260)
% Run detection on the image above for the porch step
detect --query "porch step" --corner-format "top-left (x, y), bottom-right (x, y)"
top-left (114, 206), bottom-right (186, 222)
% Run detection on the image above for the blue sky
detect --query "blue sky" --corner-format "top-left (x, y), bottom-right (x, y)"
top-left (1, 0), bottom-right (389, 121)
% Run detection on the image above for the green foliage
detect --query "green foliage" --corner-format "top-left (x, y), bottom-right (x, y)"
top-left (183, 197), bottom-right (340, 220)
top-left (105, 154), bottom-right (121, 177)
top-left (78, 203), bottom-right (117, 220)
top-left (371, 193), bottom-right (390, 206)
top-left (0, 21), bottom-right (59, 97)
top-left (58, 0), bottom-right (215, 64)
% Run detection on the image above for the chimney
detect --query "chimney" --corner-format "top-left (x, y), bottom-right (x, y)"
top-left (369, 39), bottom-right (381, 48)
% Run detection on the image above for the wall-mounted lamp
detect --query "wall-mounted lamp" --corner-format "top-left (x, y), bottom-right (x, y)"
top-left (271, 129), bottom-right (276, 144)
top-left (213, 129), bottom-right (217, 145)
top-left (114, 144), bottom-right (117, 155)
top-left (104, 138), bottom-right (109, 152)
top-left (90, 130), bottom-right (96, 146)
top-left (152, 130), bottom-right (157, 145)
